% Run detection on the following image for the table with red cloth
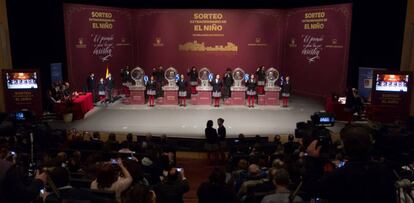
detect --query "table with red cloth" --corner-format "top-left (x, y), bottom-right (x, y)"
top-left (54, 93), bottom-right (94, 120)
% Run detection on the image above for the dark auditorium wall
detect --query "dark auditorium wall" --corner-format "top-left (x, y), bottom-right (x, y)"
top-left (5, 0), bottom-right (407, 106)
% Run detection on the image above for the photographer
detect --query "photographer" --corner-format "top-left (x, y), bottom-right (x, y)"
top-left (302, 125), bottom-right (396, 203)
top-left (90, 158), bottom-right (133, 203)
top-left (154, 167), bottom-right (189, 203)
top-left (0, 158), bottom-right (47, 203)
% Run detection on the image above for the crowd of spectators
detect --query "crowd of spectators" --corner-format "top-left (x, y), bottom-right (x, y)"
top-left (0, 125), bottom-right (189, 203)
top-left (198, 123), bottom-right (409, 203)
top-left (0, 118), bottom-right (413, 203)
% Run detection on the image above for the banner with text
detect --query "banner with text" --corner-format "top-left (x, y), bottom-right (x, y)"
top-left (283, 4), bottom-right (352, 97)
top-left (134, 9), bottom-right (284, 75)
top-left (64, 4), bottom-right (135, 91)
top-left (64, 4), bottom-right (352, 97)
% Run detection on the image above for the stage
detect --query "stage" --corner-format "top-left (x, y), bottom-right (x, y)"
top-left (51, 96), bottom-right (345, 139)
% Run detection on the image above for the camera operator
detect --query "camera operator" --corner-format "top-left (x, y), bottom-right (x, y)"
top-left (302, 125), bottom-right (396, 203)
top-left (0, 158), bottom-right (47, 203)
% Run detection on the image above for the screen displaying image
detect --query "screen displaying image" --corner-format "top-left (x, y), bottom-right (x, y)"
top-left (375, 74), bottom-right (408, 92)
top-left (5, 72), bottom-right (38, 89)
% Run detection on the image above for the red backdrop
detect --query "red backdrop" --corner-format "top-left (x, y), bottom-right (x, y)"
top-left (64, 4), bottom-right (135, 91)
top-left (283, 4), bottom-right (352, 98)
top-left (64, 4), bottom-right (352, 98)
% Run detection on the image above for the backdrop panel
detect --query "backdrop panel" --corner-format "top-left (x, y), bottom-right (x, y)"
top-left (134, 9), bottom-right (284, 75)
top-left (64, 4), bottom-right (352, 98)
top-left (64, 4), bottom-right (135, 91)
top-left (283, 4), bottom-right (352, 98)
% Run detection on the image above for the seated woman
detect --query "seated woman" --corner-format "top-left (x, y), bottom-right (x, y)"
top-left (90, 159), bottom-right (133, 203)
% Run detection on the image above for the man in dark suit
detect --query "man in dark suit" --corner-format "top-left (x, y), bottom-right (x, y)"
top-left (187, 66), bottom-right (198, 94)
top-left (105, 73), bottom-right (115, 103)
top-left (86, 72), bottom-right (96, 102)
top-left (223, 68), bottom-right (234, 99)
top-left (153, 66), bottom-right (164, 97)
top-left (256, 66), bottom-right (266, 95)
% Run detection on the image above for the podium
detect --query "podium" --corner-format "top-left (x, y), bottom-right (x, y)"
top-left (193, 86), bottom-right (212, 105)
top-left (230, 86), bottom-right (246, 105)
top-left (161, 86), bottom-right (178, 105)
top-left (123, 86), bottom-right (145, 105)
top-left (258, 95), bottom-right (266, 105)
top-left (264, 86), bottom-right (280, 105)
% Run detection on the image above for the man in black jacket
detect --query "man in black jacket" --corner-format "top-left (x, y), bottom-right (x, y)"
top-left (86, 72), bottom-right (96, 102)
top-left (223, 68), bottom-right (233, 99)
top-left (154, 167), bottom-right (189, 203)
top-left (303, 125), bottom-right (396, 203)
top-left (187, 66), bottom-right (198, 94)
top-left (105, 73), bottom-right (115, 103)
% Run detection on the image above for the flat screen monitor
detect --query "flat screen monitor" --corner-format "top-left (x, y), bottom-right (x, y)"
top-left (375, 74), bottom-right (409, 92)
top-left (5, 72), bottom-right (38, 89)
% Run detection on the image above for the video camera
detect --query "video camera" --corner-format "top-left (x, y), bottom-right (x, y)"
top-left (310, 112), bottom-right (335, 127)
top-left (11, 110), bottom-right (34, 123)
top-left (295, 112), bottom-right (334, 156)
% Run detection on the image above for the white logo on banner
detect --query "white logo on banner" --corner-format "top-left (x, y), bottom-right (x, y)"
top-left (92, 34), bottom-right (114, 62)
top-left (301, 35), bottom-right (323, 63)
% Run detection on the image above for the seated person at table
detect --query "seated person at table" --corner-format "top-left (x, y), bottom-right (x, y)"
top-left (63, 82), bottom-right (73, 98)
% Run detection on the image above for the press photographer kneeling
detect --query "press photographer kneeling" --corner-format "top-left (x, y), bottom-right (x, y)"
top-left (302, 124), bottom-right (396, 203)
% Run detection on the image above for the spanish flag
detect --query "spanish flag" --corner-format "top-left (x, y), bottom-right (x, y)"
top-left (105, 64), bottom-right (110, 78)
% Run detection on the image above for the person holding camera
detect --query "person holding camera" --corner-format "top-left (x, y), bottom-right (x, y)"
top-left (90, 158), bottom-right (133, 203)
top-left (302, 125), bottom-right (396, 203)
top-left (154, 167), bottom-right (189, 203)
top-left (0, 158), bottom-right (47, 203)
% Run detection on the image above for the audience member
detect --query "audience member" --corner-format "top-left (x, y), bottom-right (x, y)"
top-left (303, 125), bottom-right (396, 203)
top-left (44, 167), bottom-right (104, 203)
top-left (197, 167), bottom-right (237, 203)
top-left (260, 168), bottom-right (302, 203)
top-left (154, 167), bottom-right (189, 203)
top-left (283, 134), bottom-right (300, 155)
top-left (236, 164), bottom-right (267, 196)
top-left (123, 184), bottom-right (156, 203)
top-left (90, 159), bottom-right (133, 203)
top-left (0, 159), bottom-right (47, 203)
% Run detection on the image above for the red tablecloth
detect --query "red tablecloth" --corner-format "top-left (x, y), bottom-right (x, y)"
top-left (55, 93), bottom-right (94, 120)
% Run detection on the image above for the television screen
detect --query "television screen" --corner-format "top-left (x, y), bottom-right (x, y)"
top-left (375, 74), bottom-right (409, 92)
top-left (5, 72), bottom-right (38, 89)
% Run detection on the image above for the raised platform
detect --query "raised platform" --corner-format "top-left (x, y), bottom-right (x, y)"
top-left (50, 96), bottom-right (344, 139)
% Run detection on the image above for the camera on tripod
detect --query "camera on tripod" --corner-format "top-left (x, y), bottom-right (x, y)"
top-left (295, 112), bottom-right (335, 155)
